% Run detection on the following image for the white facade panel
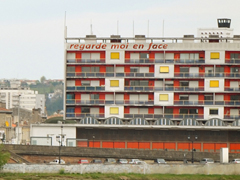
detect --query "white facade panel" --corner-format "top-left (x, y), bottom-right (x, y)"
top-left (90, 108), bottom-right (99, 114)
top-left (165, 53), bottom-right (174, 59)
top-left (205, 50), bottom-right (225, 64)
top-left (91, 53), bottom-right (100, 60)
top-left (215, 95), bottom-right (224, 101)
top-left (154, 64), bottom-right (174, 78)
top-left (154, 92), bottom-right (174, 105)
top-left (81, 53), bottom-right (90, 59)
top-left (230, 81), bottom-right (239, 88)
top-left (130, 94), bottom-right (138, 100)
top-left (115, 94), bottom-right (124, 100)
top-left (139, 94), bottom-right (148, 101)
top-left (155, 81), bottom-right (163, 87)
top-left (189, 81), bottom-right (198, 88)
top-left (130, 108), bottom-right (138, 114)
top-left (81, 94), bottom-right (90, 100)
top-left (106, 50), bottom-right (125, 64)
top-left (154, 108), bottom-right (163, 114)
top-left (116, 67), bottom-right (124, 73)
top-left (105, 105), bottom-right (124, 118)
top-left (67, 53), bottom-right (75, 59)
top-left (130, 53), bottom-right (139, 60)
top-left (189, 95), bottom-right (198, 101)
top-left (139, 67), bottom-right (149, 73)
top-left (67, 80), bottom-right (75, 86)
top-left (105, 94), bottom-right (114, 100)
top-left (204, 79), bottom-right (224, 92)
top-left (204, 106), bottom-right (224, 119)
top-left (155, 53), bottom-right (164, 59)
top-left (230, 109), bottom-right (239, 116)
top-left (105, 78), bottom-right (124, 91)
top-left (90, 81), bottom-right (100, 86)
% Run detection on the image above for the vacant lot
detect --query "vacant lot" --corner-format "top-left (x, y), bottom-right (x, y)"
top-left (0, 173), bottom-right (240, 180)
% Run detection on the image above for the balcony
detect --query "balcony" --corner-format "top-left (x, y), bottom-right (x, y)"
top-left (174, 100), bottom-right (240, 106)
top-left (116, 72), bottom-right (154, 77)
top-left (175, 72), bottom-right (240, 78)
top-left (66, 72), bottom-right (114, 77)
top-left (125, 59), bottom-right (205, 64)
top-left (225, 87), bottom-right (240, 91)
top-left (66, 113), bottom-right (104, 118)
top-left (66, 99), bottom-right (114, 105)
top-left (124, 86), bottom-right (204, 92)
top-left (67, 59), bottom-right (105, 64)
top-left (115, 100), bottom-right (154, 105)
top-left (224, 115), bottom-right (240, 119)
top-left (225, 59), bottom-right (240, 64)
top-left (66, 86), bottom-right (105, 91)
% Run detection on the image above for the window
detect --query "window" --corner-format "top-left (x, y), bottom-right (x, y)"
top-left (180, 67), bottom-right (189, 72)
top-left (230, 53), bottom-right (240, 60)
top-left (110, 107), bottom-right (119, 115)
top-left (180, 109), bottom-right (198, 114)
top-left (67, 66), bottom-right (75, 72)
top-left (204, 95), bottom-right (213, 100)
top-left (81, 107), bottom-right (90, 113)
top-left (210, 80), bottom-right (219, 87)
top-left (180, 81), bottom-right (189, 87)
top-left (110, 80), bottom-right (119, 87)
top-left (210, 109), bottom-right (218, 115)
top-left (164, 108), bottom-right (173, 114)
top-left (130, 80), bottom-right (148, 86)
top-left (130, 67), bottom-right (139, 72)
top-left (210, 52), bottom-right (220, 59)
top-left (179, 95), bottom-right (188, 100)
top-left (140, 53), bottom-right (149, 59)
top-left (66, 94), bottom-right (75, 99)
top-left (159, 94), bottom-right (168, 101)
top-left (90, 94), bottom-right (99, 99)
top-left (81, 81), bottom-right (90, 86)
top-left (111, 52), bottom-right (120, 59)
top-left (82, 67), bottom-right (99, 72)
top-left (106, 67), bottom-right (114, 72)
top-left (160, 66), bottom-right (169, 73)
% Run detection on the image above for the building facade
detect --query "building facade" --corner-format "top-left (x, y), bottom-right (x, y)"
top-left (61, 19), bottom-right (240, 152)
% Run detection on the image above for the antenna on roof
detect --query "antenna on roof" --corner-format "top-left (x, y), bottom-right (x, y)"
top-left (133, 20), bottom-right (134, 37)
top-left (90, 19), bottom-right (93, 35)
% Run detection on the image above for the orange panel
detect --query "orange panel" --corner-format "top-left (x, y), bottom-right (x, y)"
top-left (77, 141), bottom-right (88, 147)
top-left (99, 94), bottom-right (105, 100)
top-left (149, 65), bottom-right (154, 72)
top-left (229, 143), bottom-right (240, 152)
top-left (199, 80), bottom-right (204, 88)
top-left (225, 52), bottom-right (231, 59)
top-left (225, 79), bottom-right (230, 87)
top-left (100, 52), bottom-right (105, 59)
top-left (89, 141), bottom-right (101, 148)
top-left (102, 141), bottom-right (114, 148)
top-left (76, 52), bottom-right (81, 59)
top-left (125, 66), bottom-right (130, 73)
top-left (148, 107), bottom-right (154, 114)
top-left (203, 143), bottom-right (215, 152)
top-left (174, 94), bottom-right (179, 101)
top-left (198, 108), bottom-right (203, 116)
top-left (124, 107), bottom-right (130, 114)
top-left (199, 66), bottom-right (204, 74)
top-left (75, 93), bottom-right (81, 100)
top-left (225, 66), bottom-right (230, 73)
top-left (75, 79), bottom-right (81, 86)
top-left (125, 51), bottom-right (130, 59)
top-left (100, 66), bottom-right (105, 73)
top-left (224, 94), bottom-right (230, 101)
top-left (174, 80), bottom-right (179, 87)
top-left (177, 143), bottom-right (190, 150)
top-left (149, 94), bottom-right (154, 101)
top-left (149, 52), bottom-right (155, 60)
top-left (199, 94), bottom-right (204, 101)
top-left (127, 142), bottom-right (139, 149)
top-left (114, 142), bottom-right (125, 149)
top-left (149, 80), bottom-right (154, 87)
top-left (75, 107), bottom-right (81, 113)
top-left (174, 53), bottom-right (180, 59)
top-left (75, 66), bottom-right (81, 72)
top-left (99, 107), bottom-right (104, 114)
top-left (100, 79), bottom-right (105, 86)
top-left (139, 142), bottom-right (150, 149)
top-left (152, 142), bottom-right (164, 150)
top-left (124, 94), bottom-right (129, 100)
top-left (164, 142), bottom-right (176, 150)
top-left (199, 52), bottom-right (204, 58)
top-left (215, 143), bottom-right (227, 150)
top-left (174, 65), bottom-right (180, 73)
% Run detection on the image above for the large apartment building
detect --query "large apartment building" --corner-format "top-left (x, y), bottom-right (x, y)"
top-left (62, 19), bottom-right (240, 152)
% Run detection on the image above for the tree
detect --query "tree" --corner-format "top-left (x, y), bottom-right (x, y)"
top-left (40, 76), bottom-right (47, 84)
top-left (0, 144), bottom-right (10, 169)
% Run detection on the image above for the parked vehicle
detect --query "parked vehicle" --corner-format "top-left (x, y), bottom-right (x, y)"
top-left (78, 159), bottom-right (89, 164)
top-left (105, 158), bottom-right (116, 163)
top-left (49, 159), bottom-right (65, 164)
top-left (117, 159), bottom-right (128, 164)
top-left (200, 158), bottom-right (214, 164)
top-left (154, 159), bottom-right (166, 164)
top-left (230, 159), bottom-right (240, 163)
top-left (129, 159), bottom-right (142, 164)
top-left (91, 159), bottom-right (102, 163)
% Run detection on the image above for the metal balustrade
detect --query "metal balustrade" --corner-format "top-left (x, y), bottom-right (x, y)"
top-left (66, 99), bottom-right (154, 105)
top-left (67, 59), bottom-right (105, 63)
top-left (174, 100), bottom-right (240, 106)
top-left (175, 72), bottom-right (240, 78)
top-left (225, 59), bottom-right (240, 63)
top-left (66, 86), bottom-right (105, 91)
top-left (66, 72), bottom-right (114, 77)
top-left (116, 72), bottom-right (154, 77)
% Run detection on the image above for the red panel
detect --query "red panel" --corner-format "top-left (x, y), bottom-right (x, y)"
top-left (100, 79), bottom-right (105, 86)
top-left (75, 93), bottom-right (81, 100)
top-left (174, 94), bottom-right (179, 101)
top-left (99, 94), bottom-right (105, 100)
top-left (75, 79), bottom-right (81, 86)
top-left (124, 94), bottom-right (129, 100)
top-left (174, 65), bottom-right (180, 73)
top-left (225, 52), bottom-right (231, 60)
top-left (164, 142), bottom-right (176, 150)
top-left (224, 94), bottom-right (230, 101)
top-left (174, 80), bottom-right (179, 87)
top-left (127, 142), bottom-right (139, 149)
top-left (173, 108), bottom-right (179, 115)
top-left (77, 141), bottom-right (88, 147)
top-left (148, 107), bottom-right (154, 114)
top-left (75, 107), bottom-right (81, 113)
top-left (149, 65), bottom-right (154, 72)
top-left (99, 107), bottom-right (104, 114)
top-left (149, 94), bottom-right (154, 101)
top-left (225, 66), bottom-right (230, 73)
top-left (100, 66), bottom-right (105, 73)
top-left (198, 108), bottom-right (203, 116)
top-left (76, 52), bottom-right (81, 59)
top-left (124, 107), bottom-right (130, 114)
top-left (89, 141), bottom-right (101, 148)
top-left (114, 142), bottom-right (125, 149)
top-left (125, 66), bottom-right (130, 73)
top-left (149, 80), bottom-right (154, 87)
top-left (100, 52), bottom-right (105, 59)
top-left (199, 52), bottom-right (204, 58)
top-left (177, 143), bottom-right (190, 150)
top-left (174, 53), bottom-right (180, 59)
top-left (102, 141), bottom-right (114, 148)
top-left (149, 52), bottom-right (155, 59)
top-left (225, 79), bottom-right (230, 87)
top-left (203, 143), bottom-right (215, 152)
top-left (139, 142), bottom-right (150, 149)
top-left (215, 143), bottom-right (227, 150)
top-left (125, 51), bottom-right (130, 59)
top-left (152, 142), bottom-right (164, 150)
top-left (199, 94), bottom-right (204, 101)
top-left (199, 80), bottom-right (204, 88)
top-left (75, 66), bottom-right (81, 72)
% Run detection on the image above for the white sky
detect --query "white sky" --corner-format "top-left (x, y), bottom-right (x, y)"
top-left (0, 0), bottom-right (239, 80)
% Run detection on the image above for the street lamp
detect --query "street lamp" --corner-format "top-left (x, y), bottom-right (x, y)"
top-left (17, 94), bottom-right (21, 144)
top-left (56, 126), bottom-right (64, 164)
top-left (188, 135), bottom-right (198, 164)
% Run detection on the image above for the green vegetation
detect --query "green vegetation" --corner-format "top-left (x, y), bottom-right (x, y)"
top-left (43, 117), bottom-right (77, 124)
top-left (0, 173), bottom-right (240, 180)
top-left (0, 145), bottom-right (10, 169)
top-left (59, 168), bottom-right (65, 174)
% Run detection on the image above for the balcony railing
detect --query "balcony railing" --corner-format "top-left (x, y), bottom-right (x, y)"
top-left (125, 59), bottom-right (205, 64)
top-left (66, 99), bottom-right (154, 105)
top-left (175, 72), bottom-right (240, 78)
top-left (67, 59), bottom-right (105, 63)
top-left (66, 113), bottom-right (104, 118)
top-left (66, 86), bottom-right (105, 91)
top-left (225, 59), bottom-right (240, 64)
top-left (174, 100), bottom-right (240, 106)
top-left (66, 72), bottom-right (114, 77)
top-left (124, 86), bottom-right (204, 91)
top-left (224, 115), bottom-right (240, 119)
top-left (116, 72), bottom-right (154, 77)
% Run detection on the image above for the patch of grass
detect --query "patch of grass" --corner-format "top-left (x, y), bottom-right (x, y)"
top-left (59, 168), bottom-right (65, 174)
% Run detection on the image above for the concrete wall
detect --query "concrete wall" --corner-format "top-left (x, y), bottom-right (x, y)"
top-left (2, 163), bottom-right (240, 175)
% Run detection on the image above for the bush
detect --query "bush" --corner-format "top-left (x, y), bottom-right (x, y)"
top-left (59, 169), bottom-right (65, 174)
top-left (0, 144), bottom-right (10, 169)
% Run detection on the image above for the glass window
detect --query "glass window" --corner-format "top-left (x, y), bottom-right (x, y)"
top-left (130, 67), bottom-right (139, 72)
top-left (67, 94), bottom-right (75, 99)
top-left (164, 108), bottom-right (173, 114)
top-left (91, 94), bottom-right (99, 99)
top-left (180, 109), bottom-right (188, 114)
top-left (81, 81), bottom-right (90, 86)
top-left (66, 107), bottom-right (75, 113)
top-left (210, 109), bottom-right (218, 115)
top-left (140, 53), bottom-right (149, 59)
top-left (204, 95), bottom-right (213, 100)
top-left (230, 53), bottom-right (240, 59)
top-left (111, 52), bottom-right (120, 59)
top-left (180, 67), bottom-right (189, 72)
top-left (180, 95), bottom-right (188, 100)
top-left (67, 66), bottom-right (75, 72)
top-left (82, 67), bottom-right (90, 72)
top-left (106, 67), bottom-right (114, 72)
top-left (81, 107), bottom-right (90, 113)
top-left (180, 81), bottom-right (189, 87)
top-left (110, 80), bottom-right (119, 87)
